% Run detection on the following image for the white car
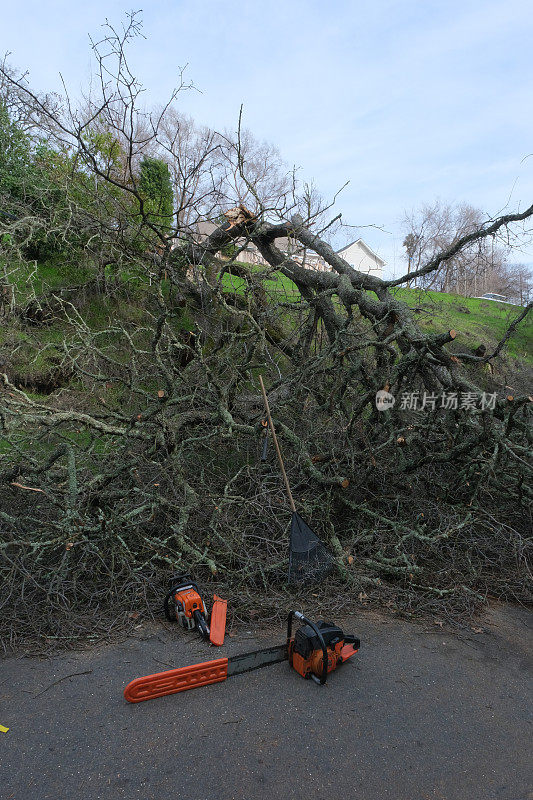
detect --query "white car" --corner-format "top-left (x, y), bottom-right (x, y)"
top-left (474, 293), bottom-right (522, 305)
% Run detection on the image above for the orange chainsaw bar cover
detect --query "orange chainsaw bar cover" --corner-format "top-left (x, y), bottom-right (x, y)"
top-left (209, 595), bottom-right (227, 647)
top-left (124, 658), bottom-right (228, 703)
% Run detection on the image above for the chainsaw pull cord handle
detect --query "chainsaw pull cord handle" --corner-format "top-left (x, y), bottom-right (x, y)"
top-left (287, 611), bottom-right (329, 686)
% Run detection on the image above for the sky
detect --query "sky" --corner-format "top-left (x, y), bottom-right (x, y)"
top-left (2, 0), bottom-right (533, 277)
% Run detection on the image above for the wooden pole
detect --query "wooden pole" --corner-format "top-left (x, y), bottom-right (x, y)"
top-left (258, 375), bottom-right (296, 513)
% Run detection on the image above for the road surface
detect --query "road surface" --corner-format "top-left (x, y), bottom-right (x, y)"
top-left (1, 604), bottom-right (531, 800)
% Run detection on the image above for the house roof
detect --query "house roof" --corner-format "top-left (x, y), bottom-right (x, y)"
top-left (336, 238), bottom-right (386, 267)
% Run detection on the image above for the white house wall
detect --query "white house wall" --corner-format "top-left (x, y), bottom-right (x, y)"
top-left (337, 242), bottom-right (383, 277)
top-left (194, 222), bottom-right (384, 278)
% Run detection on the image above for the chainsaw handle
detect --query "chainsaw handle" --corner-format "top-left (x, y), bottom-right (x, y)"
top-left (286, 611), bottom-right (329, 686)
top-left (163, 588), bottom-right (177, 622)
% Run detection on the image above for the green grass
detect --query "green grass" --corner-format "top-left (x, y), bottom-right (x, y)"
top-left (2, 259), bottom-right (530, 402)
top-left (4, 256), bottom-right (96, 302)
top-left (221, 264), bottom-right (531, 362)
top-left (393, 288), bottom-right (532, 362)
top-left (61, 430), bottom-right (116, 455)
top-left (4, 323), bottom-right (67, 383)
top-left (221, 263), bottom-right (300, 302)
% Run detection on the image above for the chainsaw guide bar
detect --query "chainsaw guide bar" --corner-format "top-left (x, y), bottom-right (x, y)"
top-left (124, 644), bottom-right (288, 703)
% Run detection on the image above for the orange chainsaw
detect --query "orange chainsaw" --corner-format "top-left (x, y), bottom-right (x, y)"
top-left (124, 611), bottom-right (359, 703)
top-left (163, 574), bottom-right (227, 647)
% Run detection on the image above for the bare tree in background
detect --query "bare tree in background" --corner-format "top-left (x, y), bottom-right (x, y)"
top-left (493, 263), bottom-right (532, 305)
top-left (0, 57), bottom-right (63, 134)
top-left (401, 200), bottom-right (516, 296)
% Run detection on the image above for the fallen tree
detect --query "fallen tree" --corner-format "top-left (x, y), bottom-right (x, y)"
top-left (0, 15), bottom-right (531, 650)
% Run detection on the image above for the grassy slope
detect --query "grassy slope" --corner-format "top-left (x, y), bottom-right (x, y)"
top-left (222, 264), bottom-right (532, 363)
top-left (393, 287), bottom-right (532, 364)
top-left (2, 260), bottom-right (532, 394)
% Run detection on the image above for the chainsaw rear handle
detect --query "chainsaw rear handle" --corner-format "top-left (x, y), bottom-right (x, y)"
top-left (287, 611), bottom-right (329, 685)
top-left (163, 589), bottom-right (178, 622)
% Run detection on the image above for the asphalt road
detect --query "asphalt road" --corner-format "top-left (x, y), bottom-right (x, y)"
top-left (1, 604), bottom-right (532, 800)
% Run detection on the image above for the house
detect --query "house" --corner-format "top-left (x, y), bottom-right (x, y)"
top-left (193, 221), bottom-right (329, 271)
top-left (193, 221), bottom-right (261, 263)
top-left (335, 239), bottom-right (385, 279)
top-left (193, 221), bottom-right (385, 277)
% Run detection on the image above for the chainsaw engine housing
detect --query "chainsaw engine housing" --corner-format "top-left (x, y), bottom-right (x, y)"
top-left (164, 575), bottom-right (209, 639)
top-left (287, 612), bottom-right (360, 684)
top-left (289, 621), bottom-right (344, 680)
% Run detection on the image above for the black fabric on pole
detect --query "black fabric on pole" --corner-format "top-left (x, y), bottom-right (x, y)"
top-left (288, 512), bottom-right (335, 583)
